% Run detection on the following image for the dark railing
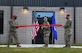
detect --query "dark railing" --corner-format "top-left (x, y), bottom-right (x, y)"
top-left (0, 0), bottom-right (81, 7)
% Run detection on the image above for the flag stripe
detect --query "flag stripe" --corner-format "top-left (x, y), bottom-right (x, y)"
top-left (32, 11), bottom-right (39, 39)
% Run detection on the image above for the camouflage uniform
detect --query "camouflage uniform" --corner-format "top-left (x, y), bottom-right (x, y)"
top-left (7, 16), bottom-right (20, 47)
top-left (42, 17), bottom-right (51, 47)
top-left (64, 19), bottom-right (72, 47)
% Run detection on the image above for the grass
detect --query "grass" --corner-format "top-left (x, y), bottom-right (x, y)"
top-left (72, 44), bottom-right (82, 46)
top-left (0, 47), bottom-right (82, 53)
top-left (1, 43), bottom-right (82, 46)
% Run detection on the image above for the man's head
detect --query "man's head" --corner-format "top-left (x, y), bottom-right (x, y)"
top-left (38, 15), bottom-right (40, 18)
top-left (43, 16), bottom-right (48, 22)
top-left (66, 14), bottom-right (70, 19)
top-left (12, 14), bottom-right (17, 20)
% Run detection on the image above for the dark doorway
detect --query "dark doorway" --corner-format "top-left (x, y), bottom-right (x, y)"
top-left (32, 11), bottom-right (54, 44)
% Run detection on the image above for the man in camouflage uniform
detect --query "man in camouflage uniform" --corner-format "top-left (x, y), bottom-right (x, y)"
top-left (7, 14), bottom-right (21, 47)
top-left (63, 14), bottom-right (72, 48)
top-left (42, 16), bottom-right (51, 47)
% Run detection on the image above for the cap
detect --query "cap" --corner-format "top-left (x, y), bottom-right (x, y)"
top-left (12, 14), bottom-right (17, 18)
top-left (66, 14), bottom-right (70, 17)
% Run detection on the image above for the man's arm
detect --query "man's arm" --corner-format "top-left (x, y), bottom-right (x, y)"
top-left (63, 20), bottom-right (71, 28)
top-left (9, 20), bottom-right (14, 26)
top-left (9, 20), bottom-right (18, 28)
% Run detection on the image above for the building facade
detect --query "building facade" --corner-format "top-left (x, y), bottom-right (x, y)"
top-left (0, 0), bottom-right (82, 44)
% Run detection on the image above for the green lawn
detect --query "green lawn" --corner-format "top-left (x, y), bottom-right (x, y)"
top-left (72, 44), bottom-right (82, 46)
top-left (0, 47), bottom-right (82, 53)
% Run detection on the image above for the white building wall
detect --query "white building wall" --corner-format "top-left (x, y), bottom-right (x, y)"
top-left (76, 7), bottom-right (82, 44)
top-left (0, 6), bottom-right (11, 44)
top-left (54, 7), bottom-right (74, 44)
top-left (0, 6), bottom-right (74, 44)
top-left (29, 7), bottom-right (74, 44)
top-left (13, 7), bottom-right (74, 44)
top-left (13, 7), bottom-right (32, 44)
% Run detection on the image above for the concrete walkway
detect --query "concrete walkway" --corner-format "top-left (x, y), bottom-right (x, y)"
top-left (0, 44), bottom-right (82, 48)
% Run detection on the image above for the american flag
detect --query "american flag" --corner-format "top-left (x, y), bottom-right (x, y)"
top-left (32, 21), bottom-right (39, 39)
top-left (31, 11), bottom-right (39, 39)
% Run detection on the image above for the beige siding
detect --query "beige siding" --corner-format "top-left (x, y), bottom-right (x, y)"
top-left (0, 6), bottom-right (74, 44)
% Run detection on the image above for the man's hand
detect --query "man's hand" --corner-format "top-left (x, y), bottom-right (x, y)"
top-left (16, 26), bottom-right (19, 28)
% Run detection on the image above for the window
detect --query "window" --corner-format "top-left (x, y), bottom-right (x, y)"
top-left (0, 10), bottom-right (4, 34)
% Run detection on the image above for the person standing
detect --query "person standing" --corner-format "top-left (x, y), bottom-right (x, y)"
top-left (41, 16), bottom-right (51, 47)
top-left (63, 14), bottom-right (72, 48)
top-left (7, 14), bottom-right (21, 47)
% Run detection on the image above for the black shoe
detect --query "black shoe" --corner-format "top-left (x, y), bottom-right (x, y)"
top-left (17, 45), bottom-right (21, 47)
top-left (7, 45), bottom-right (10, 47)
top-left (43, 44), bottom-right (48, 47)
top-left (63, 45), bottom-right (67, 48)
top-left (17, 43), bottom-right (21, 47)
top-left (63, 46), bottom-right (70, 48)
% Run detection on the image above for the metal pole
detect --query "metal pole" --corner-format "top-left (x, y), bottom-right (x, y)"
top-left (52, 31), bottom-right (53, 44)
top-left (73, 8), bottom-right (76, 44)
top-left (34, 38), bottom-right (36, 44)
top-left (52, 30), bottom-right (55, 44)
top-left (73, 0), bottom-right (76, 44)
top-left (10, 0), bottom-right (13, 43)
top-left (10, 0), bottom-right (13, 19)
